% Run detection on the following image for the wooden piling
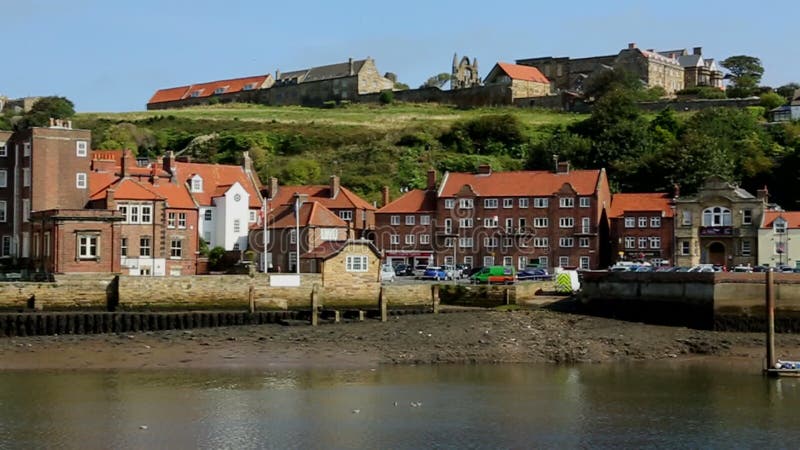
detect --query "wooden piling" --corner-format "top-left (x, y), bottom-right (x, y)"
top-left (379, 286), bottom-right (388, 322)
top-left (431, 285), bottom-right (440, 314)
top-left (248, 285), bottom-right (255, 314)
top-left (766, 269), bottom-right (776, 369)
top-left (310, 284), bottom-right (320, 326)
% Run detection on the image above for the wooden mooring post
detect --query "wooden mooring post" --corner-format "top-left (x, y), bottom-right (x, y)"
top-left (431, 285), bottom-right (440, 314)
top-left (766, 269), bottom-right (776, 370)
top-left (311, 284), bottom-right (321, 326)
top-left (379, 286), bottom-right (388, 322)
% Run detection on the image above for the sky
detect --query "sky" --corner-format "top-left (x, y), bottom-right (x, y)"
top-left (2, 0), bottom-right (798, 112)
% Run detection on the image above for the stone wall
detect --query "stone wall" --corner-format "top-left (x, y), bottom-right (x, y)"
top-left (359, 85), bottom-right (512, 107)
top-left (0, 274), bottom-right (114, 311)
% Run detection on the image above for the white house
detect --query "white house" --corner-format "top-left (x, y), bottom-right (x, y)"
top-left (758, 211), bottom-right (800, 269)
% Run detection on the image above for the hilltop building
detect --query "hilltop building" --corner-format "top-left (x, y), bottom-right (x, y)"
top-left (483, 63), bottom-right (551, 100)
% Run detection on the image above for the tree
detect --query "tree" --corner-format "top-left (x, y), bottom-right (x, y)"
top-left (776, 83), bottom-right (800, 101)
top-left (582, 68), bottom-right (643, 100)
top-left (760, 92), bottom-right (786, 111)
top-left (421, 73), bottom-right (452, 89)
top-left (15, 96), bottom-right (75, 130)
top-left (721, 55), bottom-right (764, 96)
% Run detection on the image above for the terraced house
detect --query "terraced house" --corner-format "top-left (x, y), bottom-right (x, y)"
top-left (608, 193), bottom-right (675, 266)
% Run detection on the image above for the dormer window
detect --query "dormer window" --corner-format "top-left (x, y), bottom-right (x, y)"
top-left (190, 175), bottom-right (203, 193)
top-left (190, 90), bottom-right (202, 98)
top-left (213, 87), bottom-right (227, 95)
top-left (243, 83), bottom-right (255, 91)
top-left (774, 218), bottom-right (787, 234)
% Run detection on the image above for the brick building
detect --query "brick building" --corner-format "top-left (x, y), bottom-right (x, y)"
top-left (375, 171), bottom-right (438, 267)
top-left (609, 193), bottom-right (674, 266)
top-left (434, 163), bottom-right (612, 271)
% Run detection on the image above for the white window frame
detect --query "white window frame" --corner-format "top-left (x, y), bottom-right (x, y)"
top-left (484, 198), bottom-right (498, 209)
top-left (178, 213), bottom-right (187, 229)
top-left (22, 168), bottom-right (30, 187)
top-left (484, 217), bottom-right (498, 228)
top-left (459, 198), bottom-right (474, 209)
top-left (1, 235), bottom-right (10, 256)
top-left (649, 237), bottom-right (661, 249)
top-left (77, 234), bottom-right (98, 259)
top-left (289, 228), bottom-right (297, 244)
top-left (140, 237), bottom-right (151, 256)
top-left (390, 234), bottom-right (400, 245)
top-left (579, 197), bottom-right (590, 208)
top-left (170, 238), bottom-right (183, 258)
top-left (0, 200), bottom-right (6, 222)
top-left (459, 218), bottom-right (473, 228)
top-left (638, 217), bottom-right (648, 228)
top-left (405, 234), bottom-right (415, 245)
top-left (534, 217), bottom-right (549, 228)
top-left (581, 217), bottom-right (590, 234)
top-left (249, 210), bottom-right (257, 223)
top-left (76, 140), bottom-right (88, 157)
top-left (580, 256), bottom-right (590, 269)
top-left (681, 210), bottom-right (692, 226)
top-left (559, 256), bottom-right (569, 268)
top-left (579, 237), bottom-right (590, 248)
top-left (518, 256), bottom-right (528, 270)
top-left (405, 215), bottom-right (415, 225)
top-left (23, 141), bottom-right (31, 157)
top-left (741, 240), bottom-right (751, 256)
top-left (345, 255), bottom-right (368, 272)
top-left (625, 237), bottom-right (635, 249)
top-left (534, 198), bottom-right (549, 208)
top-left (338, 210), bottom-right (353, 221)
top-left (503, 256), bottom-right (513, 267)
top-left (502, 237), bottom-right (513, 248)
top-left (559, 197), bottom-right (574, 208)
top-left (638, 237), bottom-right (648, 249)
top-left (650, 216), bottom-right (661, 228)
top-left (624, 217), bottom-right (635, 228)
top-left (459, 237), bottom-right (473, 248)
top-left (76, 173), bottom-right (88, 189)
top-left (534, 237), bottom-right (549, 248)
top-left (680, 241), bottom-right (690, 255)
top-left (559, 217), bottom-right (574, 228)
top-left (444, 237), bottom-right (454, 248)
top-left (702, 206), bottom-right (732, 227)
top-left (0, 141), bottom-right (6, 157)
top-left (774, 219), bottom-right (787, 234)
top-left (0, 170), bottom-right (6, 188)
top-left (519, 198), bottom-right (529, 208)
top-left (502, 198), bottom-right (513, 209)
top-left (168, 212), bottom-right (176, 228)
top-left (444, 199), bottom-right (455, 209)
top-left (420, 234), bottom-right (430, 245)
top-left (559, 237), bottom-right (574, 248)
top-left (420, 215), bottom-right (430, 225)
top-left (22, 199), bottom-right (30, 222)
top-left (390, 215), bottom-right (400, 225)
top-left (484, 237), bottom-right (498, 248)
top-left (191, 176), bottom-right (203, 193)
top-left (742, 209), bottom-right (752, 225)
top-left (121, 237), bottom-right (128, 257)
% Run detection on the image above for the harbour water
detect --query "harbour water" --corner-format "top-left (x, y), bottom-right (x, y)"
top-left (1, 360), bottom-right (798, 449)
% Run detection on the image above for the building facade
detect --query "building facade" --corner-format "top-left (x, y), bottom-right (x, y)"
top-left (609, 193), bottom-right (675, 266)
top-left (483, 63), bottom-right (551, 100)
top-left (758, 211), bottom-right (800, 269)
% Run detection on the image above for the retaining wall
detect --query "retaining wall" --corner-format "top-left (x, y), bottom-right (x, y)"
top-left (0, 275), bottom-right (114, 311)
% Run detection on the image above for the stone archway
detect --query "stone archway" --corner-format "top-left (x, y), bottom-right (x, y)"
top-left (708, 242), bottom-right (726, 266)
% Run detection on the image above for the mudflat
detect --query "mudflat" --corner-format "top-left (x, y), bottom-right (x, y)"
top-left (0, 310), bottom-right (797, 370)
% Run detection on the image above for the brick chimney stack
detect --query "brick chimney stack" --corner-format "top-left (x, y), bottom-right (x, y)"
top-left (427, 169), bottom-right (437, 190)
top-left (556, 161), bottom-right (570, 174)
top-left (757, 186), bottom-right (769, 202)
top-left (381, 186), bottom-right (390, 207)
top-left (348, 57), bottom-right (354, 76)
top-left (121, 149), bottom-right (134, 178)
top-left (151, 161), bottom-right (159, 186)
top-left (628, 42), bottom-right (637, 50)
top-left (477, 164), bottom-right (492, 175)
top-left (269, 177), bottom-right (279, 200)
top-left (330, 175), bottom-right (340, 199)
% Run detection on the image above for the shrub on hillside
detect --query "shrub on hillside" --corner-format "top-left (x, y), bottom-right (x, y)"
top-left (379, 90), bottom-right (394, 105)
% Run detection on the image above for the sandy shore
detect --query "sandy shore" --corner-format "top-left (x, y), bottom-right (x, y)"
top-left (1, 309), bottom-right (798, 370)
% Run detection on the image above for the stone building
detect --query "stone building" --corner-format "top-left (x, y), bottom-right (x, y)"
top-left (300, 239), bottom-right (381, 291)
top-left (608, 193), bottom-right (675, 266)
top-left (451, 54), bottom-right (480, 89)
top-left (673, 177), bottom-right (767, 268)
top-left (483, 63), bottom-right (551, 100)
top-left (657, 47), bottom-right (724, 90)
top-left (757, 211), bottom-right (800, 269)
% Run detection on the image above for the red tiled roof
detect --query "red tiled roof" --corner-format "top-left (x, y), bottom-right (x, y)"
top-left (301, 239), bottom-right (381, 259)
top-left (267, 201), bottom-right (348, 229)
top-left (609, 193), bottom-right (674, 218)
top-left (763, 211), bottom-right (800, 229)
top-left (89, 172), bottom-right (118, 198)
top-left (90, 178), bottom-right (163, 202)
top-left (495, 63), bottom-right (549, 84)
top-left (439, 169), bottom-right (602, 197)
top-left (148, 182), bottom-right (196, 209)
top-left (175, 161), bottom-right (261, 208)
top-left (148, 75), bottom-right (270, 105)
top-left (377, 189), bottom-right (437, 213)
top-left (148, 85), bottom-right (191, 105)
top-left (270, 184), bottom-right (375, 210)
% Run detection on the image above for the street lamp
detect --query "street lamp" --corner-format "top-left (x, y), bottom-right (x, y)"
top-left (293, 193), bottom-right (304, 274)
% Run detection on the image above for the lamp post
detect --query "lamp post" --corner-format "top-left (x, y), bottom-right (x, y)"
top-left (294, 193), bottom-right (304, 274)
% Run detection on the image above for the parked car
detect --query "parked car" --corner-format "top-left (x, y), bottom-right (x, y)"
top-left (463, 266), bottom-right (484, 278)
top-left (689, 264), bottom-right (716, 273)
top-left (471, 266), bottom-right (516, 284)
top-left (517, 267), bottom-right (549, 281)
top-left (413, 264), bottom-right (429, 278)
top-left (671, 266), bottom-right (691, 272)
top-left (442, 264), bottom-right (461, 279)
top-left (776, 265), bottom-right (795, 273)
top-left (456, 264), bottom-right (472, 278)
top-left (394, 264), bottom-right (413, 276)
top-left (380, 264), bottom-right (396, 282)
top-left (732, 265), bottom-right (753, 273)
top-left (420, 266), bottom-right (449, 281)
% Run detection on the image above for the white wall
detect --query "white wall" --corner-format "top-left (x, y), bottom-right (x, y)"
top-left (758, 229), bottom-right (800, 268)
top-left (214, 182), bottom-right (250, 251)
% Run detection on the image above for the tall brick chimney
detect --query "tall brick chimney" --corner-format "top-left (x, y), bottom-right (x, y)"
top-left (628, 42), bottom-right (637, 50)
top-left (120, 149), bottom-right (134, 178)
top-left (556, 161), bottom-right (570, 174)
top-left (477, 164), bottom-right (492, 175)
top-left (269, 177), bottom-right (279, 200)
top-left (757, 186), bottom-right (769, 202)
top-left (427, 169), bottom-right (437, 190)
top-left (330, 175), bottom-right (340, 199)
top-left (381, 186), bottom-right (390, 207)
top-left (151, 161), bottom-right (159, 186)
top-left (163, 151), bottom-right (177, 184)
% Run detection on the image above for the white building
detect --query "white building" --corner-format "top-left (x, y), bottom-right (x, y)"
top-left (758, 211), bottom-right (800, 269)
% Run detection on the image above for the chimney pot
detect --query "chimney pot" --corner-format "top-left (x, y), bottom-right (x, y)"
top-left (693, 47), bottom-right (702, 56)
top-left (628, 42), bottom-right (637, 50)
top-left (427, 169), bottom-right (437, 190)
top-left (381, 186), bottom-right (390, 207)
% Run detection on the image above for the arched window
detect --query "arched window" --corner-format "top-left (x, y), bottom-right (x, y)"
top-left (702, 206), bottom-right (731, 226)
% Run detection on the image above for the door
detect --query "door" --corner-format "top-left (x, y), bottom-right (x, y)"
top-left (708, 242), bottom-right (725, 265)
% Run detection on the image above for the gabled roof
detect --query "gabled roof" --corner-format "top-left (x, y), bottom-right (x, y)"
top-left (438, 169), bottom-right (603, 197)
top-left (270, 184), bottom-right (375, 210)
top-left (267, 201), bottom-right (348, 229)
top-left (762, 211), bottom-right (800, 229)
top-left (487, 63), bottom-right (549, 84)
top-left (278, 59), bottom-right (367, 84)
top-left (377, 189), bottom-right (437, 214)
top-left (175, 161), bottom-right (261, 208)
top-left (148, 75), bottom-right (270, 105)
top-left (90, 178), bottom-right (162, 202)
top-left (301, 239), bottom-right (381, 260)
top-left (148, 85), bottom-right (192, 105)
top-left (609, 193), bottom-right (674, 218)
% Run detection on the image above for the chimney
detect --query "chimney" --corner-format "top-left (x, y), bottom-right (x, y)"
top-left (330, 175), bottom-right (340, 199)
top-left (672, 183), bottom-right (680, 199)
top-left (163, 151), bottom-right (177, 184)
top-left (49, 118), bottom-right (55, 127)
top-left (628, 42), bottom-right (637, 50)
top-left (348, 57), bottom-right (354, 76)
top-left (757, 186), bottom-right (769, 201)
top-left (556, 161), bottom-right (570, 174)
top-left (276, 69), bottom-right (281, 80)
top-left (477, 164), bottom-right (492, 175)
top-left (120, 149), bottom-right (134, 178)
top-left (381, 186), bottom-right (390, 207)
top-left (427, 169), bottom-right (437, 190)
top-left (269, 177), bottom-right (279, 200)
top-left (693, 47), bottom-right (702, 56)
top-left (151, 161), bottom-right (159, 186)
top-left (242, 150), bottom-right (252, 174)
top-left (107, 188), bottom-right (115, 207)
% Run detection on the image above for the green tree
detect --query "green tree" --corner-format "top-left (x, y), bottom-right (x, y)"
top-left (721, 55), bottom-right (764, 96)
top-left (279, 158), bottom-right (322, 185)
top-left (776, 83), bottom-right (799, 101)
top-left (15, 96), bottom-right (75, 130)
top-left (760, 92), bottom-right (786, 111)
top-left (583, 68), bottom-right (643, 100)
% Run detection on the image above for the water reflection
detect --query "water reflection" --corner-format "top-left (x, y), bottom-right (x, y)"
top-left (0, 362), bottom-right (798, 449)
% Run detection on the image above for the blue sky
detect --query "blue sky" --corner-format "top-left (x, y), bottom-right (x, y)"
top-left (2, 0), bottom-right (797, 112)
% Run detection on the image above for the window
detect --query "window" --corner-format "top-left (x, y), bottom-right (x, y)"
top-left (560, 237), bottom-right (574, 247)
top-left (178, 213), bottom-right (187, 228)
top-left (505, 218), bottom-right (514, 232)
top-left (33, 234), bottom-right (39, 258)
top-left (534, 198), bottom-right (549, 208)
top-left (0, 201), bottom-right (6, 222)
top-left (702, 206), bottom-right (732, 226)
top-left (243, 83), bottom-right (255, 91)
top-left (680, 241), bottom-right (690, 255)
top-left (0, 170), bottom-right (6, 187)
top-left (625, 217), bottom-right (635, 228)
top-left (579, 197), bottom-right (590, 208)
top-left (338, 210), bottom-right (353, 221)
top-left (484, 198), bottom-right (498, 209)
top-left (390, 234), bottom-right (400, 245)
top-left (580, 256), bottom-right (590, 270)
top-left (405, 234), bottom-right (415, 245)
top-left (190, 90), bottom-right (202, 98)
top-left (76, 141), bottom-right (88, 157)
top-left (22, 199), bottom-right (30, 222)
top-left (559, 217), bottom-right (574, 228)
top-left (44, 232), bottom-right (50, 256)
top-left (559, 256), bottom-right (569, 268)
top-left (77, 234), bottom-right (98, 259)
top-left (289, 229), bottom-right (297, 244)
top-left (444, 238), bottom-right (454, 248)
top-left (638, 217), bottom-right (648, 228)
top-left (484, 217), bottom-right (498, 228)
top-left (140, 237), bottom-right (151, 256)
top-left (444, 218), bottom-right (452, 234)
top-left (484, 237), bottom-right (498, 248)
top-left (539, 256), bottom-right (549, 269)
top-left (741, 240), bottom-right (751, 256)
top-left (420, 215), bottom-right (430, 225)
top-left (625, 237), bottom-right (635, 249)
top-left (650, 216), bottom-right (661, 228)
top-left (534, 237), bottom-right (549, 248)
top-left (390, 215), bottom-right (400, 225)
top-left (649, 237), bottom-right (661, 249)
top-left (191, 176), bottom-right (203, 193)
top-left (638, 237), bottom-right (648, 249)
top-left (76, 173), bottom-right (87, 189)
top-left (459, 198), bottom-right (474, 209)
top-left (23, 141), bottom-right (31, 157)
top-left (559, 197), bottom-right (574, 208)
top-left (681, 210), bottom-right (692, 226)
top-left (204, 210), bottom-right (212, 221)
top-left (321, 228), bottom-right (338, 241)
top-left (141, 205), bottom-right (152, 223)
top-left (444, 199), bottom-right (455, 209)
top-left (22, 168), bottom-right (30, 187)
top-left (214, 87), bottom-right (227, 95)
top-left (345, 255), bottom-right (368, 272)
top-left (463, 256), bottom-right (473, 266)
top-left (518, 218), bottom-right (527, 230)
top-left (444, 256), bottom-right (454, 266)
top-left (581, 217), bottom-right (590, 233)
top-left (519, 198), bottom-right (529, 208)
top-left (502, 237), bottom-right (513, 248)
top-left (534, 217), bottom-right (549, 228)
top-left (168, 212), bottom-right (176, 228)
top-left (459, 237), bottom-right (473, 248)
top-left (249, 210), bottom-right (257, 223)
top-left (579, 237), bottom-right (590, 248)
top-left (170, 239), bottom-right (183, 258)
top-left (503, 256), bottom-right (513, 267)
top-left (483, 256), bottom-right (495, 267)
top-left (774, 219), bottom-right (787, 234)
top-left (0, 141), bottom-right (6, 157)
top-left (459, 218), bottom-right (473, 228)
top-left (518, 256), bottom-right (528, 270)
top-left (420, 234), bottom-right (430, 245)
top-left (742, 209), bottom-right (752, 225)
top-left (121, 238), bottom-right (128, 257)
top-left (503, 198), bottom-right (513, 209)
top-left (405, 216), bottom-right (415, 225)
top-left (1, 236), bottom-right (10, 256)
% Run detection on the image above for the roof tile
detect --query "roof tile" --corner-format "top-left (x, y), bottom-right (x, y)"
top-left (609, 193), bottom-right (674, 218)
top-left (439, 169), bottom-right (602, 197)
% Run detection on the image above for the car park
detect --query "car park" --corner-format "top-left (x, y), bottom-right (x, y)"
top-left (413, 264), bottom-right (429, 278)
top-left (380, 264), bottom-right (396, 282)
top-left (442, 264), bottom-right (461, 279)
top-left (394, 264), bottom-right (413, 276)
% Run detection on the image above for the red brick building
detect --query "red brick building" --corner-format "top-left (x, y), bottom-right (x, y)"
top-left (434, 163), bottom-right (612, 271)
top-left (608, 193), bottom-right (674, 266)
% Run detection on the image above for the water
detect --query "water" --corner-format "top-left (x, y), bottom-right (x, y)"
top-left (0, 361), bottom-right (799, 449)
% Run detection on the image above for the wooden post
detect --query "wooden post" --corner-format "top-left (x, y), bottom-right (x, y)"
top-left (248, 285), bottom-right (255, 314)
top-left (379, 286), bottom-right (387, 322)
top-left (311, 284), bottom-right (320, 327)
top-left (431, 285), bottom-right (440, 314)
top-left (766, 269), bottom-right (776, 369)
top-left (504, 288), bottom-right (510, 306)
top-left (333, 310), bottom-right (341, 324)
